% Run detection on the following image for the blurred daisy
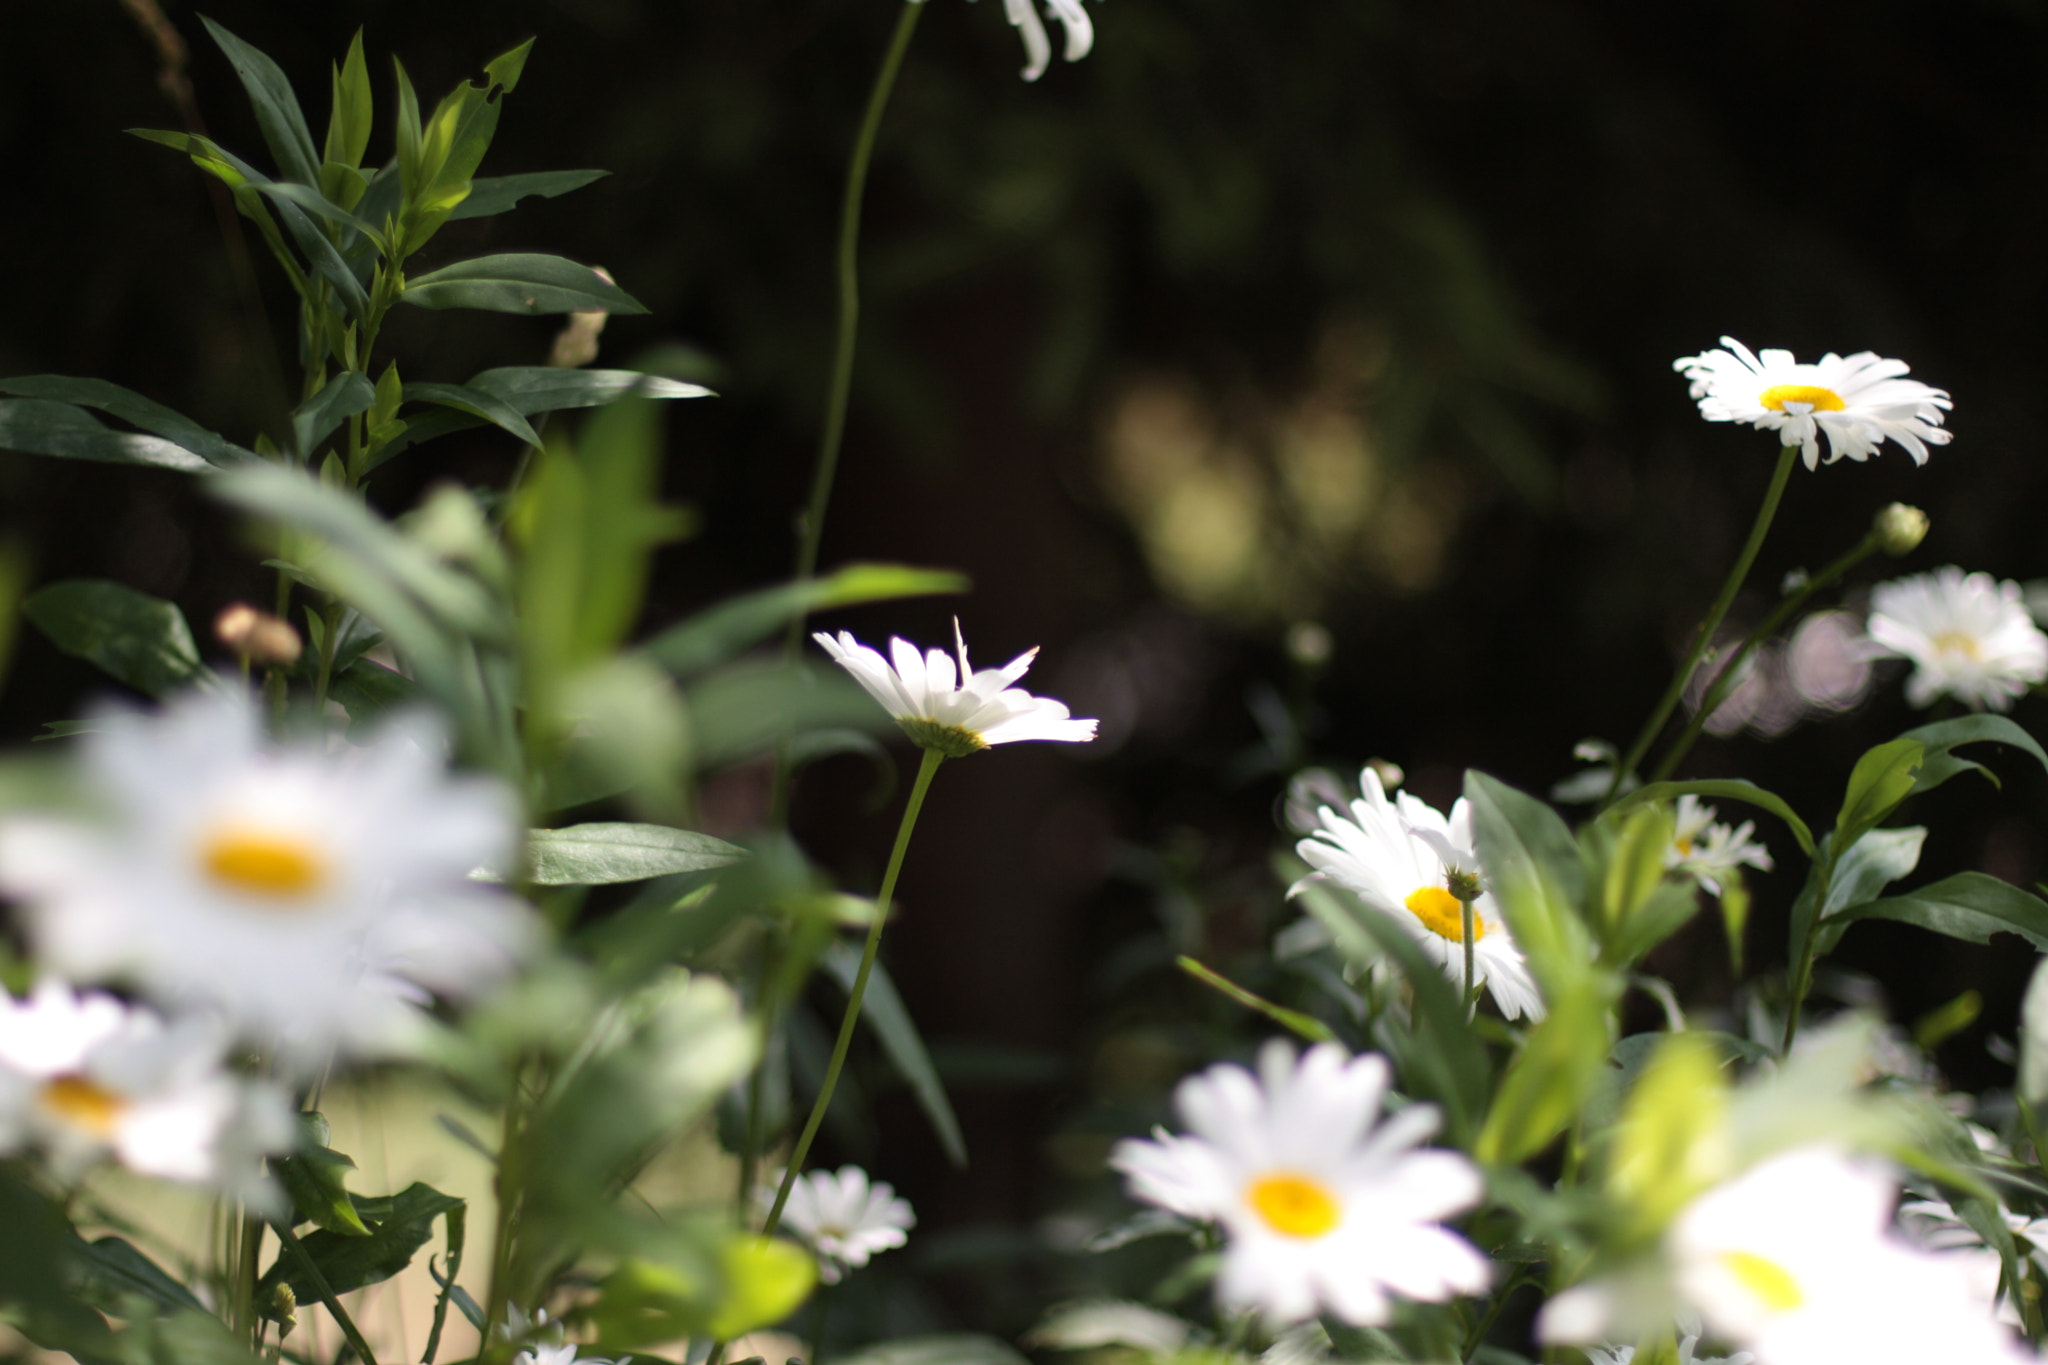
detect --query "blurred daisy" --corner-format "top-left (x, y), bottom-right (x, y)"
top-left (1667, 796), bottom-right (1772, 896)
top-left (0, 689), bottom-right (535, 1071)
top-left (814, 620), bottom-right (1097, 757)
top-left (762, 1165), bottom-right (916, 1283)
top-left (1673, 338), bottom-right (1951, 470)
top-left (0, 982), bottom-right (293, 1208)
top-left (1290, 768), bottom-right (1544, 1020)
top-left (1110, 1041), bottom-right (1490, 1326)
top-left (913, 0), bottom-right (1095, 82)
top-left (1866, 566), bottom-right (2048, 711)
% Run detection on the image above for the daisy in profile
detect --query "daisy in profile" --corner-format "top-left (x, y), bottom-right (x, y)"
top-left (1290, 768), bottom-right (1544, 1020)
top-left (1673, 338), bottom-right (1951, 470)
top-left (0, 982), bottom-right (294, 1208)
top-left (1667, 796), bottom-right (1772, 896)
top-left (0, 688), bottom-right (536, 1071)
top-left (1865, 566), bottom-right (2048, 711)
top-left (913, 0), bottom-right (1095, 82)
top-left (813, 620), bottom-right (1096, 757)
top-left (1110, 1040), bottom-right (1489, 1326)
top-left (761, 1165), bottom-right (916, 1283)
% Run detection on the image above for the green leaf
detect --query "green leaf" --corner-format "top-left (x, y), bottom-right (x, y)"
top-left (1476, 978), bottom-right (1616, 1165)
top-left (292, 372), bottom-right (376, 459)
top-left (1836, 738), bottom-right (1924, 848)
top-left (259, 1182), bottom-right (464, 1300)
top-left (274, 1112), bottom-right (370, 1238)
top-left (1607, 778), bottom-right (1814, 858)
top-left (403, 381), bottom-right (542, 448)
top-left (421, 1203), bottom-right (467, 1365)
top-left (1902, 713), bottom-right (2048, 795)
top-left (200, 18), bottom-right (320, 185)
top-left (0, 398), bottom-right (213, 472)
top-left (645, 564), bottom-right (971, 678)
top-left (362, 367), bottom-right (714, 472)
top-left (251, 180), bottom-right (388, 254)
top-left (1465, 770), bottom-right (1593, 994)
top-left (1828, 873), bottom-right (2048, 952)
top-left (23, 580), bottom-right (216, 697)
top-left (325, 30), bottom-right (373, 170)
top-left (401, 253), bottom-right (650, 315)
top-left (1809, 826), bottom-right (1927, 957)
top-left (522, 823), bottom-right (747, 886)
top-left (67, 1235), bottom-right (207, 1315)
top-left (449, 169), bottom-right (609, 221)
top-left (483, 38), bottom-right (534, 92)
top-left (0, 377), bottom-right (251, 467)
top-left (820, 940), bottom-right (968, 1167)
top-left (1175, 955), bottom-right (1336, 1044)
top-left (327, 656), bottom-right (422, 737)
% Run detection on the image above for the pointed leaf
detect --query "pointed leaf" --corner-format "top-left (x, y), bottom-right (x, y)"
top-left (1829, 873), bottom-right (2048, 952)
top-left (820, 940), bottom-right (968, 1167)
top-left (521, 823), bottom-right (747, 886)
top-left (23, 580), bottom-right (216, 697)
top-left (403, 381), bottom-right (542, 448)
top-left (325, 30), bottom-right (373, 169)
top-left (1811, 826), bottom-right (1928, 957)
top-left (1836, 738), bottom-right (1923, 847)
top-left (1607, 777), bottom-right (1814, 858)
top-left (292, 372), bottom-right (376, 459)
top-left (645, 564), bottom-right (971, 678)
top-left (274, 1111), bottom-right (370, 1237)
top-left (0, 377), bottom-right (250, 467)
top-left (1902, 714), bottom-right (2048, 794)
top-left (67, 1235), bottom-right (207, 1314)
top-left (402, 254), bottom-right (649, 315)
top-left (449, 170), bottom-right (609, 221)
top-left (1466, 770), bottom-right (1593, 994)
top-left (200, 18), bottom-right (320, 185)
top-left (258, 1182), bottom-right (464, 1300)
top-left (0, 398), bottom-right (211, 472)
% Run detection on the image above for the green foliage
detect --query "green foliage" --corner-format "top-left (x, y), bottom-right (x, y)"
top-left (1464, 771), bottom-right (1594, 994)
top-left (644, 562), bottom-right (970, 678)
top-left (260, 1182), bottom-right (464, 1303)
top-left (524, 822), bottom-right (747, 885)
top-left (821, 939), bottom-right (969, 1167)
top-left (0, 398), bottom-right (215, 472)
top-left (23, 580), bottom-right (217, 698)
top-left (1607, 777), bottom-right (1814, 857)
top-left (0, 377), bottom-right (252, 467)
top-left (273, 1112), bottom-right (371, 1238)
top-left (402, 253), bottom-right (649, 315)
top-left (585, 1237), bottom-right (817, 1348)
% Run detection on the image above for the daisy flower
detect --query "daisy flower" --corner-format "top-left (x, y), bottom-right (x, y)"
top-left (0, 688), bottom-right (536, 1071)
top-left (912, 0), bottom-right (1096, 82)
top-left (1109, 1040), bottom-right (1490, 1327)
top-left (813, 620), bottom-right (1097, 757)
top-left (1673, 338), bottom-right (1951, 471)
top-left (0, 982), bottom-right (294, 1208)
top-left (761, 1165), bottom-right (916, 1283)
top-left (1290, 768), bottom-right (1544, 1021)
top-left (1666, 796), bottom-right (1772, 896)
top-left (1865, 566), bottom-right (2048, 711)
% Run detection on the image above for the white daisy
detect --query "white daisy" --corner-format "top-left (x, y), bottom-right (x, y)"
top-left (1667, 1147), bottom-right (2032, 1365)
top-left (0, 688), bottom-right (536, 1071)
top-left (0, 982), bottom-right (294, 1208)
top-left (1289, 768), bottom-right (1545, 1021)
top-left (761, 1165), bottom-right (916, 1283)
top-left (1109, 1041), bottom-right (1490, 1327)
top-left (1866, 566), bottom-right (2048, 711)
top-left (912, 0), bottom-right (1096, 82)
top-left (1673, 337), bottom-right (1951, 470)
top-left (813, 620), bottom-right (1097, 757)
top-left (1667, 796), bottom-right (1772, 896)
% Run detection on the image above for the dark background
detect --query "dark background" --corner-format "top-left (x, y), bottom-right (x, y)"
top-left (7, 0), bottom-right (2048, 1340)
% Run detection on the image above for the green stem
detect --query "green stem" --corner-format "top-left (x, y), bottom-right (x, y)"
top-left (762, 747), bottom-right (944, 1237)
top-left (1649, 528), bottom-right (1883, 784)
top-left (767, 0), bottom-right (925, 830)
top-left (1605, 443), bottom-right (1800, 807)
top-left (1460, 901), bottom-right (1476, 1016)
top-left (272, 1220), bottom-right (379, 1365)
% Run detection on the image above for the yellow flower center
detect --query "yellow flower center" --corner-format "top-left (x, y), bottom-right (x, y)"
top-left (201, 827), bottom-right (329, 901)
top-left (39, 1074), bottom-right (128, 1138)
top-left (1404, 885), bottom-right (1486, 942)
top-left (1757, 384), bottom-right (1846, 413)
top-left (1675, 836), bottom-right (1695, 857)
top-left (1719, 1249), bottom-right (1804, 1312)
top-left (1932, 630), bottom-right (1983, 662)
top-left (1247, 1172), bottom-right (1341, 1238)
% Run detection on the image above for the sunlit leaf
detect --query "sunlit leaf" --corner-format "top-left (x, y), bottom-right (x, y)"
top-left (402, 254), bottom-right (649, 315)
top-left (521, 823), bottom-right (746, 886)
top-left (23, 580), bottom-right (218, 698)
top-left (0, 377), bottom-right (251, 467)
top-left (450, 170), bottom-right (610, 221)
top-left (0, 398), bottom-right (213, 472)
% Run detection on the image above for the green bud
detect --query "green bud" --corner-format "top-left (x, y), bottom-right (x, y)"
top-left (1443, 866), bottom-right (1485, 904)
top-left (1875, 502), bottom-right (1929, 556)
top-left (897, 717), bottom-right (985, 758)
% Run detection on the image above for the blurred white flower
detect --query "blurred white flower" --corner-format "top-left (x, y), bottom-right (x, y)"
top-left (1584, 1331), bottom-right (1752, 1365)
top-left (1110, 1041), bottom-right (1490, 1326)
top-left (1667, 796), bottom-right (1772, 896)
top-left (1673, 337), bottom-right (1950, 470)
top-left (912, 0), bottom-right (1095, 81)
top-left (1668, 1147), bottom-right (2031, 1365)
top-left (762, 1165), bottom-right (916, 1283)
top-left (1866, 566), bottom-right (2048, 711)
top-left (0, 689), bottom-right (536, 1071)
top-left (813, 620), bottom-right (1097, 756)
top-left (1290, 768), bottom-right (1544, 1020)
top-left (0, 981), bottom-right (293, 1207)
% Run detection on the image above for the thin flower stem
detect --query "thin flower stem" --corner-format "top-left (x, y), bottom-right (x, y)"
top-left (1648, 528), bottom-right (1883, 784)
top-left (767, 0), bottom-right (925, 831)
top-left (273, 1220), bottom-right (380, 1365)
top-left (1604, 443), bottom-right (1801, 807)
top-left (762, 747), bottom-right (945, 1237)
top-left (1460, 903), bottom-right (1476, 1016)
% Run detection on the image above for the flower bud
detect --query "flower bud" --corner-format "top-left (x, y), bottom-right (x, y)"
top-left (1443, 866), bottom-right (1485, 904)
top-left (547, 266), bottom-right (613, 368)
top-left (214, 604), bottom-right (303, 668)
top-left (1875, 502), bottom-right (1929, 557)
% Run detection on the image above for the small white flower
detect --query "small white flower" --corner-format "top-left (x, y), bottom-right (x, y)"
top-left (0, 689), bottom-right (536, 1072)
top-left (1290, 768), bottom-right (1544, 1021)
top-left (813, 620), bottom-right (1097, 757)
top-left (1866, 566), bottom-right (2048, 711)
top-left (911, 0), bottom-right (1096, 81)
top-left (1667, 796), bottom-right (1772, 896)
top-left (1673, 337), bottom-right (1951, 470)
top-left (763, 1165), bottom-right (916, 1283)
top-left (1109, 1041), bottom-right (1490, 1327)
top-left (1583, 1332), bottom-right (1752, 1365)
top-left (0, 982), bottom-right (294, 1207)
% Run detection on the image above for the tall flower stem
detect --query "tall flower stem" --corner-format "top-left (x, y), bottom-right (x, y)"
top-left (766, 1), bottom-right (926, 829)
top-left (1604, 443), bottom-right (1801, 807)
top-left (763, 746), bottom-right (945, 1237)
top-left (1648, 527), bottom-right (1884, 784)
